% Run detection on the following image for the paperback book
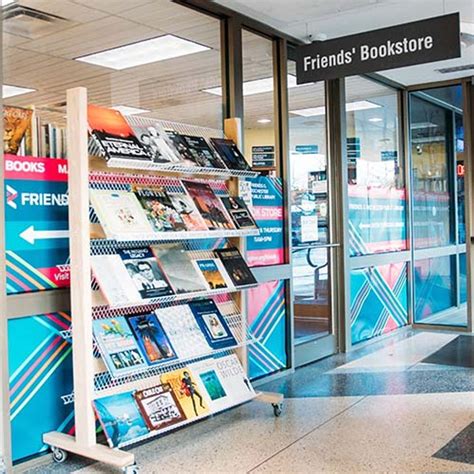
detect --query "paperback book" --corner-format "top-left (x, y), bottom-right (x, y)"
top-left (189, 358), bottom-right (233, 412)
top-left (134, 383), bottom-right (186, 431)
top-left (94, 391), bottom-right (149, 448)
top-left (192, 258), bottom-right (231, 290)
top-left (152, 244), bottom-right (207, 294)
top-left (133, 185), bottom-right (186, 232)
top-left (214, 247), bottom-right (257, 287)
top-left (90, 189), bottom-right (153, 238)
top-left (154, 305), bottom-right (211, 359)
top-left (160, 368), bottom-right (210, 419)
top-left (220, 196), bottom-right (258, 229)
top-left (182, 180), bottom-right (235, 230)
top-left (3, 106), bottom-right (33, 154)
top-left (118, 248), bottom-right (174, 299)
top-left (168, 191), bottom-right (208, 231)
top-left (127, 313), bottom-right (177, 366)
top-left (88, 104), bottom-right (151, 164)
top-left (180, 135), bottom-right (226, 169)
top-left (93, 316), bottom-right (147, 378)
top-left (210, 138), bottom-right (251, 171)
top-left (91, 255), bottom-right (142, 306)
top-left (188, 299), bottom-right (237, 350)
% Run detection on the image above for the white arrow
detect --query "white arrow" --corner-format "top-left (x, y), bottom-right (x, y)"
top-left (20, 225), bottom-right (69, 245)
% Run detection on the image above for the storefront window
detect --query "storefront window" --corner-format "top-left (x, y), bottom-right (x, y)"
top-left (345, 76), bottom-right (405, 256)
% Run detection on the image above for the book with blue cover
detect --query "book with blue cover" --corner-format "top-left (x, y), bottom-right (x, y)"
top-left (127, 312), bottom-right (178, 366)
top-left (188, 299), bottom-right (237, 350)
top-left (93, 316), bottom-right (147, 378)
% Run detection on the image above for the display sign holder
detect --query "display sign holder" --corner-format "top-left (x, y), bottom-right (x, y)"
top-left (42, 88), bottom-right (283, 473)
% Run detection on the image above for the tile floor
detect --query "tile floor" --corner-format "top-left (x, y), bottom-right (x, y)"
top-left (23, 329), bottom-right (474, 473)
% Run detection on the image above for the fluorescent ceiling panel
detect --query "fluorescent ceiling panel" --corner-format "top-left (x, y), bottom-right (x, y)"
top-left (410, 122), bottom-right (438, 130)
top-left (75, 34), bottom-right (209, 70)
top-left (3, 84), bottom-right (36, 98)
top-left (112, 105), bottom-right (150, 115)
top-left (257, 118), bottom-right (272, 124)
top-left (461, 22), bottom-right (474, 35)
top-left (203, 74), bottom-right (298, 96)
top-left (291, 100), bottom-right (380, 117)
top-left (2, 0), bottom-right (15, 6)
top-left (369, 117), bottom-right (383, 122)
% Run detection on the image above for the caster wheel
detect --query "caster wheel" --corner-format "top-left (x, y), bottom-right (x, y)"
top-left (123, 464), bottom-right (139, 474)
top-left (51, 447), bottom-right (68, 464)
top-left (272, 403), bottom-right (282, 417)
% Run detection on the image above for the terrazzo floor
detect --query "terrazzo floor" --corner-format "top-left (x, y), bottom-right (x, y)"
top-left (22, 330), bottom-right (474, 473)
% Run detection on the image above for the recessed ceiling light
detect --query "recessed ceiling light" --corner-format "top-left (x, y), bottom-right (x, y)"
top-left (461, 22), bottom-right (474, 35)
top-left (3, 84), bottom-right (36, 98)
top-left (369, 117), bottom-right (383, 123)
top-left (75, 34), bottom-right (210, 70)
top-left (111, 105), bottom-right (150, 116)
top-left (290, 100), bottom-right (380, 117)
top-left (203, 75), bottom-right (299, 96)
top-left (257, 118), bottom-right (271, 124)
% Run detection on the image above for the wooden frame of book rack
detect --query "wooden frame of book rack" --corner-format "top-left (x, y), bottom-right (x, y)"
top-left (42, 87), bottom-right (283, 473)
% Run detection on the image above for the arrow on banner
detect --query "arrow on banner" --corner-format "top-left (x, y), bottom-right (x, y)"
top-left (20, 225), bottom-right (69, 245)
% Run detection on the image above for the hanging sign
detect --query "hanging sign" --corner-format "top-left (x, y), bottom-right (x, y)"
top-left (296, 13), bottom-right (460, 83)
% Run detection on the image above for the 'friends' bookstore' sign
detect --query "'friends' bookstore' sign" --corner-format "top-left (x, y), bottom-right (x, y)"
top-left (295, 13), bottom-right (460, 83)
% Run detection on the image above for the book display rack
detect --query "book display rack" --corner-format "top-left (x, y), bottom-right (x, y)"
top-left (42, 88), bottom-right (283, 473)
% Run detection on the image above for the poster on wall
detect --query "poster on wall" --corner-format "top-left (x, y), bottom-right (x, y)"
top-left (4, 154), bottom-right (70, 294)
top-left (9, 312), bottom-right (74, 462)
top-left (241, 176), bottom-right (284, 267)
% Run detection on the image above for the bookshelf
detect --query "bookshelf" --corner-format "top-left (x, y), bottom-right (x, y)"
top-left (42, 87), bottom-right (283, 473)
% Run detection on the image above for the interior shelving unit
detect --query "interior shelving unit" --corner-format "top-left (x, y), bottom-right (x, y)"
top-left (42, 87), bottom-right (283, 473)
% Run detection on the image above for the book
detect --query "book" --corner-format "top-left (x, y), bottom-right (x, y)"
top-left (168, 191), bottom-right (208, 231)
top-left (127, 313), bottom-right (178, 366)
top-left (152, 244), bottom-right (207, 294)
top-left (93, 316), bottom-right (147, 378)
top-left (160, 368), bottom-right (210, 419)
top-left (192, 258), bottom-right (231, 290)
top-left (220, 196), bottom-right (258, 229)
top-left (91, 255), bottom-right (142, 306)
top-left (210, 138), bottom-right (251, 171)
top-left (188, 299), bottom-right (237, 350)
top-left (167, 131), bottom-right (199, 167)
top-left (134, 383), bottom-right (186, 431)
top-left (90, 189), bottom-right (153, 238)
top-left (182, 180), bottom-right (235, 230)
top-left (3, 106), bottom-right (33, 154)
top-left (214, 247), bottom-right (257, 287)
top-left (118, 248), bottom-right (174, 299)
top-left (133, 185), bottom-right (187, 232)
top-left (214, 354), bottom-right (255, 405)
top-left (179, 135), bottom-right (226, 169)
top-left (154, 305), bottom-right (211, 359)
top-left (93, 391), bottom-right (149, 448)
top-left (188, 358), bottom-right (233, 412)
top-left (88, 104), bottom-right (151, 164)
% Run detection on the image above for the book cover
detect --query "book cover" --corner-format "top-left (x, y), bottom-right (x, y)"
top-left (93, 316), bottom-right (147, 378)
top-left (127, 313), bottom-right (178, 366)
top-left (192, 258), bottom-right (229, 290)
top-left (210, 138), bottom-right (251, 171)
top-left (91, 255), bottom-right (142, 306)
top-left (188, 299), bottom-right (237, 350)
top-left (154, 305), bottom-right (211, 359)
top-left (160, 368), bottom-right (210, 419)
top-left (180, 135), bottom-right (226, 169)
top-left (88, 104), bottom-right (151, 162)
top-left (3, 106), bottom-right (33, 154)
top-left (93, 391), bottom-right (149, 448)
top-left (214, 247), bottom-right (257, 287)
top-left (214, 354), bottom-right (255, 405)
top-left (152, 244), bottom-right (207, 294)
top-left (133, 185), bottom-right (187, 232)
top-left (188, 358), bottom-right (233, 412)
top-left (182, 180), bottom-right (235, 230)
top-left (134, 383), bottom-right (186, 431)
top-left (220, 196), bottom-right (258, 229)
top-left (167, 131), bottom-right (199, 167)
top-left (90, 189), bottom-right (153, 238)
top-left (118, 248), bottom-right (174, 299)
top-left (168, 191), bottom-right (208, 231)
